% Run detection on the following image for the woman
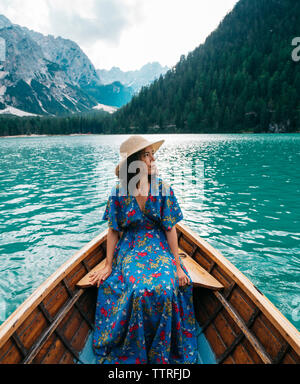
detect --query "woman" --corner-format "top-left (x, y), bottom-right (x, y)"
top-left (90, 135), bottom-right (198, 364)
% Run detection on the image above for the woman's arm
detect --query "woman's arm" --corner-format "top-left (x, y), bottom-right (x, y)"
top-left (165, 226), bottom-right (190, 287)
top-left (89, 227), bottom-right (119, 287)
top-left (106, 228), bottom-right (119, 266)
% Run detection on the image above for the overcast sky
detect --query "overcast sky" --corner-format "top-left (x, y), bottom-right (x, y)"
top-left (0, 0), bottom-right (239, 71)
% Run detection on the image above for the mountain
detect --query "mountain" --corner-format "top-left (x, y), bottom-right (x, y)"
top-left (97, 62), bottom-right (169, 93)
top-left (0, 15), bottom-right (132, 116)
top-left (110, 0), bottom-right (300, 133)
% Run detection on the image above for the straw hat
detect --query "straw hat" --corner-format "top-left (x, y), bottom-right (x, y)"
top-left (115, 135), bottom-right (165, 177)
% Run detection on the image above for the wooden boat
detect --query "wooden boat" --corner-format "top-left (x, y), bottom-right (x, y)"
top-left (0, 222), bottom-right (299, 364)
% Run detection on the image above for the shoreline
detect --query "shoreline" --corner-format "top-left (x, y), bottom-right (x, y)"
top-left (0, 132), bottom-right (300, 139)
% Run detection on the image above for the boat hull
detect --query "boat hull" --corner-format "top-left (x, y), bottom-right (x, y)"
top-left (0, 223), bottom-right (299, 364)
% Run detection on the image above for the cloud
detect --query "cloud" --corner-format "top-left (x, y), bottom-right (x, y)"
top-left (46, 0), bottom-right (145, 47)
top-left (0, 0), bottom-right (145, 47)
top-left (0, 0), bottom-right (239, 70)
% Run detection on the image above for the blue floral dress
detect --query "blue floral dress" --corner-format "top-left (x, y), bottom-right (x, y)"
top-left (92, 176), bottom-right (198, 364)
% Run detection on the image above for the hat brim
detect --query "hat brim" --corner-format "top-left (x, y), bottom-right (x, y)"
top-left (115, 139), bottom-right (165, 177)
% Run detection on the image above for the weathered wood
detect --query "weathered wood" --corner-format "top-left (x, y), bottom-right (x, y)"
top-left (177, 223), bottom-right (300, 357)
top-left (250, 315), bottom-right (288, 361)
top-left (179, 249), bottom-right (224, 290)
top-left (22, 289), bottom-right (84, 364)
top-left (0, 230), bottom-right (107, 350)
top-left (214, 291), bottom-right (272, 364)
top-left (15, 307), bottom-right (48, 352)
top-left (217, 308), bottom-right (260, 364)
top-left (62, 279), bottom-right (95, 330)
top-left (11, 333), bottom-right (27, 358)
top-left (199, 283), bottom-right (235, 333)
top-left (178, 235), bottom-right (195, 255)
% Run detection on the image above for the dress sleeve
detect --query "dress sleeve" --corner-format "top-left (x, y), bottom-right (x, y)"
top-left (102, 185), bottom-right (121, 231)
top-left (160, 182), bottom-right (184, 231)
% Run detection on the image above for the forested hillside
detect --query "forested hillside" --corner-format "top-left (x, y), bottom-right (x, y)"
top-left (110, 0), bottom-right (300, 133)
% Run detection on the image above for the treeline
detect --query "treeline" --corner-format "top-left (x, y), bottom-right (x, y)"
top-left (0, 110), bottom-right (113, 137)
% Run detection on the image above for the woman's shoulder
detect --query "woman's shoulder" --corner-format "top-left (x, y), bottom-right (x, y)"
top-left (108, 182), bottom-right (122, 199)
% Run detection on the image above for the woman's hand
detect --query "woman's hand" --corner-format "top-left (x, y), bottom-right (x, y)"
top-left (89, 264), bottom-right (112, 287)
top-left (177, 267), bottom-right (191, 287)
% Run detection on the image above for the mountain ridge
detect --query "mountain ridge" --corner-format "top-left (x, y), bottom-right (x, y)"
top-left (97, 62), bottom-right (170, 93)
top-left (0, 15), bottom-right (135, 115)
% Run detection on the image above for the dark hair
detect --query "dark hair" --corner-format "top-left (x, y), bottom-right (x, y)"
top-left (118, 149), bottom-right (152, 195)
top-left (118, 150), bottom-right (141, 193)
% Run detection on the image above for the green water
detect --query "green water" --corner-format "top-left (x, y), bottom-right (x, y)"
top-left (0, 134), bottom-right (299, 331)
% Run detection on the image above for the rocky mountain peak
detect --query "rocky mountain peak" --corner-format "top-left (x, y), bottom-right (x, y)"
top-left (0, 15), bottom-right (12, 30)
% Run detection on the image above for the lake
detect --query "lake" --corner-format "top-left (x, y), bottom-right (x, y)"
top-left (0, 133), bottom-right (299, 330)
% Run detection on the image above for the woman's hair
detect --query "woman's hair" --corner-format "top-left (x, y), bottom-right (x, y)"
top-left (118, 149), bottom-right (152, 194)
top-left (119, 150), bottom-right (141, 192)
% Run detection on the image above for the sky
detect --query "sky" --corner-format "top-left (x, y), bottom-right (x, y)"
top-left (0, 0), bottom-right (239, 71)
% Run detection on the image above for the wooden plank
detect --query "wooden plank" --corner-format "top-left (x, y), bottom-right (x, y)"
top-left (210, 266), bottom-right (233, 290)
top-left (223, 355), bottom-right (235, 364)
top-left (61, 308), bottom-right (82, 342)
top-left (22, 289), bottom-right (84, 364)
top-left (176, 223), bottom-right (300, 357)
top-left (288, 348), bottom-right (300, 364)
top-left (229, 288), bottom-right (256, 324)
top-left (214, 291), bottom-right (272, 364)
top-left (0, 230), bottom-right (107, 350)
top-left (178, 236), bottom-right (195, 255)
top-left (32, 333), bottom-right (56, 364)
top-left (217, 307), bottom-right (260, 364)
top-left (241, 338), bottom-right (263, 364)
top-left (70, 320), bottom-right (89, 353)
top-left (199, 284), bottom-right (235, 333)
top-left (64, 263), bottom-right (88, 292)
top-left (214, 312), bottom-right (236, 348)
top-left (17, 308), bottom-right (48, 350)
top-left (179, 249), bottom-right (224, 290)
top-left (194, 251), bottom-right (214, 272)
top-left (282, 351), bottom-right (299, 364)
top-left (59, 350), bottom-right (75, 365)
top-left (62, 280), bottom-right (95, 331)
top-left (251, 315), bottom-right (288, 361)
top-left (76, 258), bottom-right (107, 288)
top-left (232, 344), bottom-right (254, 364)
top-left (84, 248), bottom-right (105, 270)
top-left (0, 339), bottom-right (23, 364)
top-left (40, 336), bottom-right (65, 364)
top-left (39, 297), bottom-right (84, 364)
top-left (43, 283), bottom-right (69, 319)
top-left (11, 333), bottom-right (27, 358)
top-left (205, 323), bottom-right (227, 358)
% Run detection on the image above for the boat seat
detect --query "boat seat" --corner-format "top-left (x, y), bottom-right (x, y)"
top-left (76, 248), bottom-right (224, 290)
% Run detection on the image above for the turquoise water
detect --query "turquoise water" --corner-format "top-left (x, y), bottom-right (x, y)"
top-left (0, 134), bottom-right (299, 332)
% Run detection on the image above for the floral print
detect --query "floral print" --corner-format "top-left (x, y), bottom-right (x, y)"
top-left (93, 176), bottom-right (198, 364)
